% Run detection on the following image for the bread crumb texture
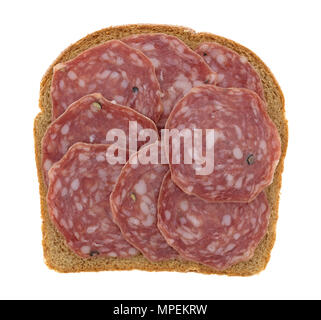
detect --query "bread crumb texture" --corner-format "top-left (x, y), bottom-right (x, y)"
top-left (34, 24), bottom-right (288, 276)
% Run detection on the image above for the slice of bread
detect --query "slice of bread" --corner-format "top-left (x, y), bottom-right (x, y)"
top-left (34, 24), bottom-right (288, 276)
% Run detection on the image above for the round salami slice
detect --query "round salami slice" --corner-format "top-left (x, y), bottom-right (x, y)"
top-left (110, 142), bottom-right (178, 262)
top-left (51, 40), bottom-right (163, 121)
top-left (47, 142), bottom-right (139, 258)
top-left (158, 172), bottom-right (270, 270)
top-left (123, 34), bottom-right (217, 129)
top-left (195, 42), bottom-right (265, 100)
top-left (165, 85), bottom-right (281, 203)
top-left (42, 93), bottom-right (158, 186)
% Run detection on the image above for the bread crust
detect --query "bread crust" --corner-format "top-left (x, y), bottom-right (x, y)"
top-left (34, 24), bottom-right (288, 276)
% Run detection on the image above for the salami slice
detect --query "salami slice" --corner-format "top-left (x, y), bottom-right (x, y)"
top-left (47, 142), bottom-right (139, 258)
top-left (110, 142), bottom-right (177, 262)
top-left (158, 172), bottom-right (270, 270)
top-left (42, 93), bottom-right (158, 186)
top-left (51, 40), bottom-right (163, 121)
top-left (165, 85), bottom-right (281, 203)
top-left (123, 34), bottom-right (217, 129)
top-left (195, 42), bottom-right (265, 100)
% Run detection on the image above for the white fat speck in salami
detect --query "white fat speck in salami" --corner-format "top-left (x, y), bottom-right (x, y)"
top-left (41, 93), bottom-right (158, 185)
top-left (122, 34), bottom-right (217, 129)
top-left (158, 172), bottom-right (270, 270)
top-left (47, 142), bottom-right (138, 258)
top-left (51, 40), bottom-right (163, 121)
top-left (110, 142), bottom-right (178, 262)
top-left (195, 42), bottom-right (265, 100)
top-left (165, 85), bottom-right (281, 202)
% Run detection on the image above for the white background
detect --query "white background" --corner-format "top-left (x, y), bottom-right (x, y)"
top-left (0, 0), bottom-right (320, 300)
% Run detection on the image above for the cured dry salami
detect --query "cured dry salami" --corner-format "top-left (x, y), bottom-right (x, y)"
top-left (165, 85), bottom-right (281, 203)
top-left (123, 34), bottom-right (217, 129)
top-left (110, 142), bottom-right (177, 262)
top-left (51, 40), bottom-right (163, 121)
top-left (47, 142), bottom-right (139, 258)
top-left (158, 172), bottom-right (270, 270)
top-left (195, 42), bottom-right (265, 100)
top-left (41, 93), bottom-right (158, 185)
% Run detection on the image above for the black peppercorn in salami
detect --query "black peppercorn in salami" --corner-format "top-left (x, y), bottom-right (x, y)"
top-left (47, 143), bottom-right (139, 258)
top-left (195, 42), bottom-right (265, 100)
top-left (123, 34), bottom-right (217, 129)
top-left (41, 93), bottom-right (158, 185)
top-left (158, 172), bottom-right (270, 270)
top-left (110, 142), bottom-right (178, 262)
top-left (51, 40), bottom-right (163, 121)
top-left (165, 85), bottom-right (281, 203)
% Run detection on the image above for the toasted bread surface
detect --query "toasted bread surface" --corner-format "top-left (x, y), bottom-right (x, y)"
top-left (34, 24), bottom-right (288, 276)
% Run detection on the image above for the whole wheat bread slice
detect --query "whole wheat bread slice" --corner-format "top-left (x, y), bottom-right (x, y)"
top-left (34, 24), bottom-right (288, 276)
